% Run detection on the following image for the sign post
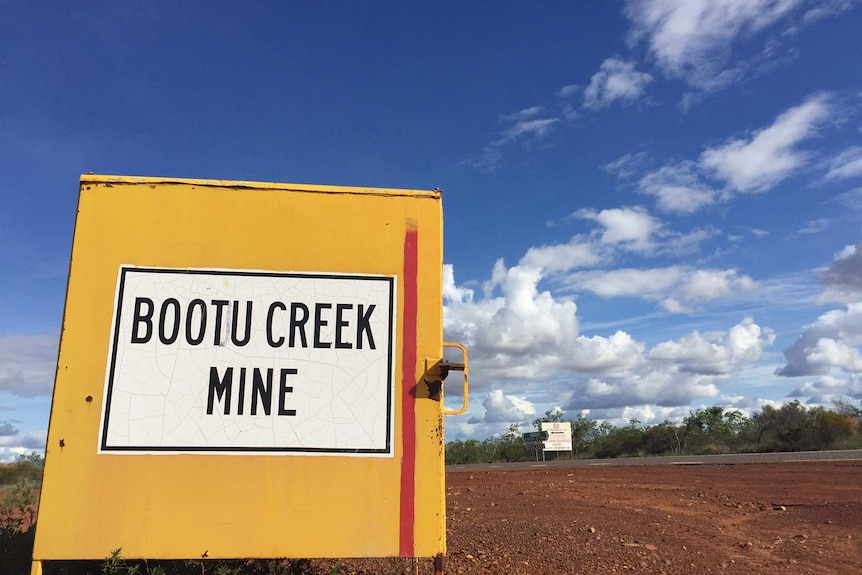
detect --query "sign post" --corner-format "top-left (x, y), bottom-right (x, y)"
top-left (522, 431), bottom-right (548, 461)
top-left (541, 421), bottom-right (573, 458)
top-left (32, 176), bottom-right (458, 572)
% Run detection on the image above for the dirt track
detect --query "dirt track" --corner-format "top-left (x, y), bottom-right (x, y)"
top-left (319, 461), bottom-right (862, 574)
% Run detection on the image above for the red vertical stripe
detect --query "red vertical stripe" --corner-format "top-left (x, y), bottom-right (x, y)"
top-left (399, 227), bottom-right (418, 557)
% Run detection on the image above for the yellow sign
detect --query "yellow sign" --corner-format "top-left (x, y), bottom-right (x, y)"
top-left (33, 176), bottom-right (452, 569)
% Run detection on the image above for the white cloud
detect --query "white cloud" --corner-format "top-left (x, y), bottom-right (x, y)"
top-left (833, 187), bottom-right (862, 211)
top-left (441, 195), bottom-right (776, 422)
top-left (802, 0), bottom-right (858, 24)
top-left (790, 375), bottom-right (862, 403)
top-left (0, 333), bottom-right (58, 397)
top-left (776, 302), bottom-right (862, 376)
top-left (472, 107), bottom-right (560, 171)
top-left (624, 0), bottom-right (801, 89)
top-left (557, 84), bottom-right (580, 98)
top-left (444, 262), bottom-right (580, 382)
top-left (586, 404), bottom-right (690, 427)
top-left (583, 58), bottom-right (653, 109)
top-left (615, 94), bottom-right (838, 214)
top-left (573, 371), bottom-right (719, 410)
top-left (502, 107), bottom-right (544, 121)
top-left (824, 145), bottom-right (862, 180)
top-left (560, 266), bottom-right (758, 313)
top-left (443, 263), bottom-right (474, 304)
top-left (576, 206), bottom-right (663, 252)
top-left (678, 269), bottom-right (759, 300)
top-left (520, 239), bottom-right (604, 273)
top-left (648, 318), bottom-right (775, 374)
top-left (444, 253), bottom-right (773, 418)
top-left (563, 267), bottom-right (684, 299)
top-left (562, 331), bottom-right (647, 376)
top-left (0, 421), bottom-right (19, 436)
top-left (563, 318), bottom-right (775, 410)
top-left (603, 152), bottom-right (649, 179)
top-left (818, 243), bottom-right (862, 303)
top-left (793, 217), bottom-right (830, 236)
top-left (0, 430), bottom-right (46, 462)
top-left (524, 208), bottom-right (713, 275)
top-left (468, 389), bottom-right (536, 424)
top-left (504, 118), bottom-right (559, 140)
top-left (639, 163), bottom-right (718, 213)
top-left (699, 94), bottom-right (832, 192)
top-left (718, 394), bottom-right (785, 417)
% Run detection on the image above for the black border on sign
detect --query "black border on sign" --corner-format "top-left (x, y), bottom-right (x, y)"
top-left (100, 266), bottom-right (396, 455)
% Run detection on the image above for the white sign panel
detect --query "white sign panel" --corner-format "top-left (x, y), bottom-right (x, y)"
top-left (541, 421), bottom-right (573, 452)
top-left (99, 267), bottom-right (396, 456)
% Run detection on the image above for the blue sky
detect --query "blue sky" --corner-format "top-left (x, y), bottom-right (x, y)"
top-left (3, 1), bottom-right (862, 458)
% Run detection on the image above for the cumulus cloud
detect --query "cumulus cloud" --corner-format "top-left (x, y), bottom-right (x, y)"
top-left (442, 198), bottom-right (777, 426)
top-left (527, 208), bottom-right (715, 276)
top-left (571, 372), bottom-right (711, 410)
top-left (585, 404), bottom-right (692, 427)
top-left (638, 163), bottom-right (718, 214)
top-left (824, 145), bottom-right (862, 181)
top-left (624, 0), bottom-right (801, 90)
top-left (520, 239), bottom-right (604, 274)
top-left (576, 207), bottom-right (663, 252)
top-left (445, 262), bottom-right (580, 382)
top-left (560, 266), bottom-right (758, 313)
top-left (818, 243), bottom-right (862, 303)
top-left (562, 267), bottom-right (682, 299)
top-left (443, 263), bottom-right (474, 304)
top-left (0, 333), bottom-right (58, 397)
top-left (444, 253), bottom-right (774, 419)
top-left (0, 430), bottom-right (47, 462)
top-left (648, 318), bottom-right (776, 374)
top-left (564, 319), bottom-right (774, 411)
top-left (790, 375), bottom-right (862, 403)
top-left (583, 58), bottom-right (653, 109)
top-left (699, 94), bottom-right (832, 192)
top-left (776, 302), bottom-right (862, 376)
top-left (467, 390), bottom-right (536, 424)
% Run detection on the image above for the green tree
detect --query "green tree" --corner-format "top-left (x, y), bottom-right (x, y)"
top-left (445, 438), bottom-right (486, 464)
top-left (570, 414), bottom-right (597, 457)
top-left (811, 408), bottom-right (854, 449)
top-left (834, 399), bottom-right (861, 432)
top-left (593, 419), bottom-right (646, 458)
top-left (499, 423), bottom-right (526, 462)
top-left (774, 400), bottom-right (815, 451)
top-left (532, 408), bottom-right (565, 430)
top-left (645, 419), bottom-right (684, 455)
top-left (747, 404), bottom-right (779, 449)
top-left (477, 423), bottom-right (527, 463)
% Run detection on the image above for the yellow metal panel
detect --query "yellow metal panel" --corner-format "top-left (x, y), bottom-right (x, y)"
top-left (33, 176), bottom-right (445, 560)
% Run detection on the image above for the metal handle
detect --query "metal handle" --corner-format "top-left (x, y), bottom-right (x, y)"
top-left (442, 341), bottom-right (469, 416)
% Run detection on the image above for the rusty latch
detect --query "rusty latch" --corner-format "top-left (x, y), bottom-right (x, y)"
top-left (424, 358), bottom-right (467, 401)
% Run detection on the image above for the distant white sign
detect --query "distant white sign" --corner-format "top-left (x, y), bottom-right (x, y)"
top-left (541, 421), bottom-right (573, 452)
top-left (99, 266), bottom-right (396, 456)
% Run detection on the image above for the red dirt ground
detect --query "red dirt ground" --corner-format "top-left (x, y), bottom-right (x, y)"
top-left (317, 461), bottom-right (862, 574)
